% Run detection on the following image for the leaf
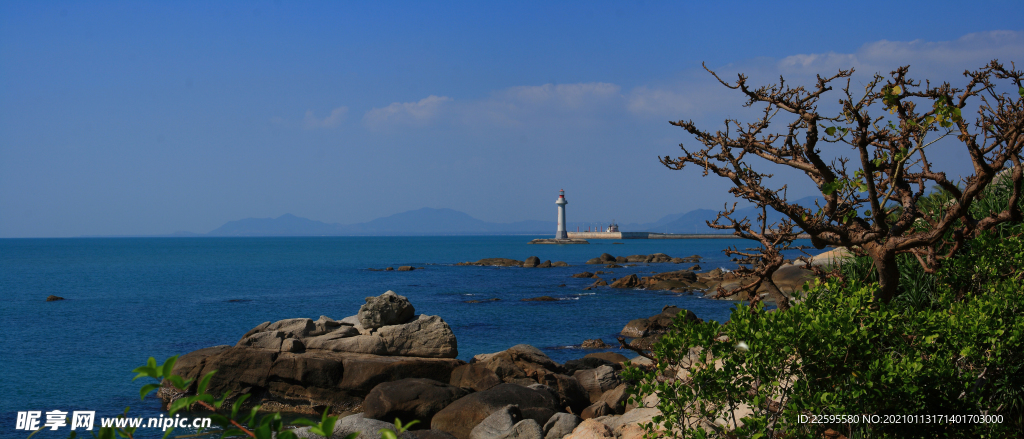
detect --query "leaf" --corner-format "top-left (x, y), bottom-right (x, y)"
top-left (1019, 86), bottom-right (1024, 98)
top-left (161, 356), bottom-right (178, 379)
top-left (196, 370), bottom-right (216, 395)
top-left (381, 430), bottom-right (398, 439)
top-left (825, 127), bottom-right (836, 136)
top-left (892, 85), bottom-right (902, 95)
top-left (139, 383), bottom-right (160, 400)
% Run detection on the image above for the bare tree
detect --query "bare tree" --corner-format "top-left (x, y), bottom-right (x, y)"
top-left (661, 60), bottom-right (1024, 302)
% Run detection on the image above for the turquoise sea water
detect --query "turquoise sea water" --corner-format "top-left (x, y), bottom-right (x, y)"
top-left (0, 236), bottom-right (796, 438)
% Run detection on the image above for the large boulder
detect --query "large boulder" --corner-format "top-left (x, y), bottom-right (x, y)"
top-left (431, 384), bottom-right (559, 439)
top-left (620, 319), bottom-right (651, 338)
top-left (542, 413), bottom-right (580, 439)
top-left (469, 405), bottom-right (544, 439)
top-left (547, 374), bottom-right (590, 414)
top-left (162, 291), bottom-right (464, 416)
top-left (294, 414), bottom-right (415, 439)
top-left (163, 348), bottom-right (463, 414)
top-left (523, 256), bottom-right (541, 268)
top-left (580, 401), bottom-right (613, 420)
top-left (598, 253), bottom-right (616, 262)
top-left (596, 383), bottom-right (629, 414)
top-left (378, 315), bottom-right (459, 358)
top-left (363, 378), bottom-right (469, 426)
top-left (572, 365), bottom-right (620, 403)
top-left (450, 363), bottom-right (502, 392)
top-left (359, 291), bottom-right (416, 330)
top-left (771, 264), bottom-right (816, 294)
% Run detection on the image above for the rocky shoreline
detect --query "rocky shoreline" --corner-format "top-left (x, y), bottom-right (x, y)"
top-left (161, 291), bottom-right (690, 439)
top-left (162, 250), bottom-right (838, 439)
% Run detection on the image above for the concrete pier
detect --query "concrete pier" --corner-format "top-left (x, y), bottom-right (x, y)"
top-left (567, 232), bottom-right (651, 239)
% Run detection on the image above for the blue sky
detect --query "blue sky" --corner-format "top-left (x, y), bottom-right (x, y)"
top-left (2, 1), bottom-right (1023, 237)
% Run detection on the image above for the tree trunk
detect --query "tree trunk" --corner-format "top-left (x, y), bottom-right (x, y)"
top-left (872, 249), bottom-right (900, 303)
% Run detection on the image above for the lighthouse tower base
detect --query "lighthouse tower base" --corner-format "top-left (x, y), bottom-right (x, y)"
top-left (554, 230), bottom-right (568, 239)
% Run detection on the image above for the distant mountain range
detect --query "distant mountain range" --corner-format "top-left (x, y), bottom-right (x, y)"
top-left (203, 208), bottom-right (554, 236)
top-left (184, 196), bottom-right (823, 237)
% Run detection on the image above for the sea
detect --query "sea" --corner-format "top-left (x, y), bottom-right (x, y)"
top-left (0, 236), bottom-right (803, 438)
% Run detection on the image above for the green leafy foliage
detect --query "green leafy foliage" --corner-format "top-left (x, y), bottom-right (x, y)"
top-left (625, 231), bottom-right (1024, 438)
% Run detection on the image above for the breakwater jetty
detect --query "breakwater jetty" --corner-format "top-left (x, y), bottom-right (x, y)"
top-left (567, 232), bottom-right (811, 239)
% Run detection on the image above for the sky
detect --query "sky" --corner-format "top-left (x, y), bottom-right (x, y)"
top-left (2, 1), bottom-right (1024, 237)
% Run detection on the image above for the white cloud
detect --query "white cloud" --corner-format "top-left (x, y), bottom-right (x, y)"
top-left (302, 106), bottom-right (349, 129)
top-left (626, 86), bottom-right (695, 116)
top-left (497, 82), bottom-right (622, 108)
top-left (777, 30), bottom-right (1024, 76)
top-left (357, 31), bottom-right (1024, 131)
top-left (363, 95), bottom-right (453, 129)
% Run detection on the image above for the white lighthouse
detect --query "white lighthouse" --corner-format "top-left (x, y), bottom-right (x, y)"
top-left (555, 189), bottom-right (568, 239)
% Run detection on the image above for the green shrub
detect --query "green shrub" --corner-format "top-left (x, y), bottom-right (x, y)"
top-left (625, 234), bottom-right (1024, 439)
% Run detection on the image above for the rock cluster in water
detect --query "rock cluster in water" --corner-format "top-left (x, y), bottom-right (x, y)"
top-left (160, 291), bottom-right (690, 439)
top-left (584, 253), bottom-right (700, 265)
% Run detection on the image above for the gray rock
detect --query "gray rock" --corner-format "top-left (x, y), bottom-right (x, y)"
top-left (450, 363), bottom-right (502, 392)
top-left (469, 405), bottom-right (544, 439)
top-left (313, 315), bottom-right (345, 336)
top-left (537, 260), bottom-right (551, 268)
top-left (596, 383), bottom-right (629, 414)
top-left (580, 401), bottom-right (613, 419)
top-left (572, 366), bottom-right (620, 403)
top-left (359, 291), bottom-right (416, 330)
top-left (523, 256), bottom-right (541, 268)
top-left (304, 333), bottom-right (387, 355)
top-left (431, 384), bottom-right (559, 439)
top-left (236, 330), bottom-right (285, 351)
top-left (619, 319), bottom-right (650, 338)
top-left (266, 318), bottom-right (316, 338)
top-left (507, 345), bottom-right (560, 372)
top-left (542, 413), bottom-right (581, 439)
top-left (363, 378), bottom-right (469, 426)
top-left (551, 261), bottom-right (568, 267)
top-left (295, 413), bottom-right (415, 439)
top-left (378, 315), bottom-right (459, 358)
